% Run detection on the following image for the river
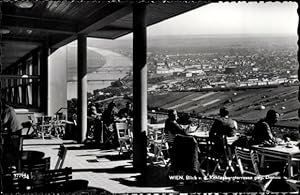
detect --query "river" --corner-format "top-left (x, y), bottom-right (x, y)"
top-left (67, 46), bottom-right (132, 99)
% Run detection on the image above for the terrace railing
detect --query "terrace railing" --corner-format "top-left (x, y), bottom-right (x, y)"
top-left (148, 108), bottom-right (299, 140)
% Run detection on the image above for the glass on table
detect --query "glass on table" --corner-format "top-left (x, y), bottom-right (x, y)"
top-left (204, 130), bottom-right (209, 136)
top-left (202, 126), bottom-right (209, 135)
top-left (187, 124), bottom-right (198, 133)
top-left (276, 137), bottom-right (285, 146)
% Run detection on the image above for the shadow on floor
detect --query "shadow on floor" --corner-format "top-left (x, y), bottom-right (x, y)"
top-left (87, 159), bottom-right (101, 163)
top-left (96, 153), bottom-right (132, 161)
top-left (23, 138), bottom-right (77, 146)
top-left (112, 165), bottom-right (172, 188)
top-left (85, 187), bottom-right (113, 195)
top-left (64, 145), bottom-right (100, 150)
top-left (72, 165), bottom-right (139, 174)
top-left (109, 165), bottom-right (295, 193)
top-left (173, 181), bottom-right (248, 193)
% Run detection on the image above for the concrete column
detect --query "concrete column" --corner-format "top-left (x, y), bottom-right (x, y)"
top-left (40, 44), bottom-right (50, 115)
top-left (21, 61), bottom-right (27, 105)
top-left (77, 34), bottom-right (88, 143)
top-left (32, 51), bottom-right (39, 107)
top-left (132, 3), bottom-right (148, 171)
top-left (12, 67), bottom-right (18, 105)
top-left (48, 47), bottom-right (67, 117)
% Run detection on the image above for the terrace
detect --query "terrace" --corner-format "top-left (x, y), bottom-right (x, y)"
top-left (14, 108), bottom-right (299, 193)
top-left (0, 1), bottom-right (299, 193)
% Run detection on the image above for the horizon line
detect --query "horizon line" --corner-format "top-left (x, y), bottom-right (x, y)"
top-left (116, 33), bottom-right (297, 40)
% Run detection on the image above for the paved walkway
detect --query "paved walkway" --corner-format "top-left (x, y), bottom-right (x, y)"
top-left (23, 138), bottom-right (175, 194)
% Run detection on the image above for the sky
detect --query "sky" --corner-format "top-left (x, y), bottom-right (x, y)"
top-left (120, 1), bottom-right (298, 39)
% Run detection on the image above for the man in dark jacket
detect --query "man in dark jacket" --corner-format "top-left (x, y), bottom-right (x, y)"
top-left (209, 107), bottom-right (237, 159)
top-left (101, 101), bottom-right (119, 148)
top-left (118, 102), bottom-right (133, 119)
top-left (164, 110), bottom-right (187, 168)
top-left (251, 109), bottom-right (279, 145)
top-left (164, 109), bottom-right (187, 147)
top-left (209, 107), bottom-right (237, 138)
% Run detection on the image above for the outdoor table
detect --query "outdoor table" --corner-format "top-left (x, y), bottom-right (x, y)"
top-left (252, 142), bottom-right (300, 178)
top-left (147, 123), bottom-right (239, 146)
top-left (187, 131), bottom-right (239, 145)
top-left (187, 131), bottom-right (209, 137)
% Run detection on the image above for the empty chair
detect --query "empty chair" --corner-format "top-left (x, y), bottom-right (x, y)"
top-left (37, 116), bottom-right (53, 139)
top-left (22, 116), bottom-right (34, 137)
top-left (203, 135), bottom-right (235, 176)
top-left (115, 122), bottom-right (132, 155)
top-left (147, 125), bottom-right (169, 165)
top-left (3, 135), bottom-right (24, 172)
top-left (22, 157), bottom-right (50, 172)
top-left (235, 147), bottom-right (280, 191)
top-left (195, 136), bottom-right (218, 175)
top-left (285, 179), bottom-right (300, 191)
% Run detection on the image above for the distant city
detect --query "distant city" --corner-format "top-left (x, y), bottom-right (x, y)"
top-left (144, 35), bottom-right (298, 93)
top-left (65, 35), bottom-right (299, 127)
top-left (81, 35), bottom-right (299, 97)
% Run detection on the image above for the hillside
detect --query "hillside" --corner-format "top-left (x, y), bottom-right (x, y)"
top-left (148, 85), bottom-right (300, 127)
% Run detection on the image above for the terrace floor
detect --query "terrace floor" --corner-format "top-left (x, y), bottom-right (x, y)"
top-left (22, 138), bottom-right (176, 194)
top-left (22, 137), bottom-right (297, 194)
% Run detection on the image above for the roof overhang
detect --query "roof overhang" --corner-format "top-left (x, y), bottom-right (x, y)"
top-left (0, 1), bottom-right (210, 70)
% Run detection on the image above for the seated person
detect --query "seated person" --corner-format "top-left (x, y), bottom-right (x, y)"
top-left (88, 104), bottom-right (102, 119)
top-left (87, 104), bottom-right (102, 142)
top-left (209, 107), bottom-right (237, 159)
top-left (1, 98), bottom-right (23, 171)
top-left (164, 109), bottom-right (187, 148)
top-left (251, 109), bottom-right (279, 145)
top-left (101, 102), bottom-right (119, 148)
top-left (164, 110), bottom-right (187, 165)
top-left (177, 113), bottom-right (192, 126)
top-left (95, 102), bottom-right (104, 114)
top-left (118, 102), bottom-right (133, 119)
top-left (209, 107), bottom-right (237, 138)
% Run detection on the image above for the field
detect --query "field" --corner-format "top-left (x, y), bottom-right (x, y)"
top-left (148, 85), bottom-right (300, 128)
